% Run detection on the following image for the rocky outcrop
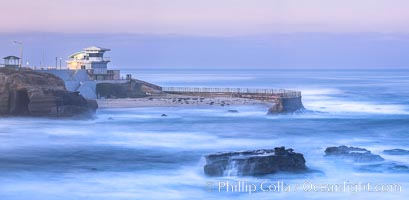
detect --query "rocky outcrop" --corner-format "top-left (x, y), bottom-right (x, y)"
top-left (204, 147), bottom-right (307, 177)
top-left (0, 68), bottom-right (97, 117)
top-left (325, 146), bottom-right (409, 173)
top-left (383, 149), bottom-right (409, 155)
top-left (96, 79), bottom-right (162, 99)
top-left (325, 146), bottom-right (384, 162)
top-left (359, 162), bottom-right (409, 173)
top-left (268, 96), bottom-right (305, 114)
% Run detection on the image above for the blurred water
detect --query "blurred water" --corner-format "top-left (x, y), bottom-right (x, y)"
top-left (0, 69), bottom-right (408, 199)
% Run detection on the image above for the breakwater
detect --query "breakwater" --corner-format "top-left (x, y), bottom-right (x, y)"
top-left (161, 87), bottom-right (304, 113)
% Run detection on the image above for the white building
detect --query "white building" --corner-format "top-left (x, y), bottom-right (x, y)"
top-left (67, 46), bottom-right (120, 80)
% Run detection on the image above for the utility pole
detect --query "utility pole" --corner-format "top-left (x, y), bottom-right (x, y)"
top-left (13, 41), bottom-right (23, 69)
top-left (59, 58), bottom-right (62, 70)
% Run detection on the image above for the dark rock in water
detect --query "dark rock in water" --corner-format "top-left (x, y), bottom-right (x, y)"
top-left (161, 114), bottom-right (167, 117)
top-left (325, 146), bottom-right (409, 173)
top-left (203, 146), bottom-right (307, 177)
top-left (108, 117), bottom-right (114, 120)
top-left (383, 149), bottom-right (409, 155)
top-left (228, 109), bottom-right (239, 113)
top-left (0, 68), bottom-right (97, 117)
top-left (325, 145), bottom-right (384, 163)
top-left (359, 162), bottom-right (409, 173)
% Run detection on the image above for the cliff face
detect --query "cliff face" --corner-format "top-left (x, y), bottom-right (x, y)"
top-left (0, 68), bottom-right (97, 117)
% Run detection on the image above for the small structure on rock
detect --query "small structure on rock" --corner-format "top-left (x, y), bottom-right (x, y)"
top-left (204, 146), bottom-right (307, 177)
top-left (2, 56), bottom-right (21, 70)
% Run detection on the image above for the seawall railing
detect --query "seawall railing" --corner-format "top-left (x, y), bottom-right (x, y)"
top-left (162, 87), bottom-right (301, 98)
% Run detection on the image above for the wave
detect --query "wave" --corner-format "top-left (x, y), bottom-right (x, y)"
top-left (305, 99), bottom-right (409, 115)
top-left (301, 88), bottom-right (409, 115)
top-left (300, 88), bottom-right (343, 96)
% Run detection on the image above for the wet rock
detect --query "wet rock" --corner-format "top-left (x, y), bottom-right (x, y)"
top-left (228, 109), bottom-right (239, 113)
top-left (268, 96), bottom-right (305, 114)
top-left (96, 79), bottom-right (162, 98)
top-left (383, 149), bottom-right (409, 155)
top-left (359, 162), bottom-right (409, 173)
top-left (325, 145), bottom-right (384, 163)
top-left (204, 146), bottom-right (307, 177)
top-left (161, 114), bottom-right (167, 117)
top-left (0, 68), bottom-right (97, 117)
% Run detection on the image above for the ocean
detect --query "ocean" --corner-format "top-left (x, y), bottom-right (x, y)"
top-left (0, 69), bottom-right (408, 199)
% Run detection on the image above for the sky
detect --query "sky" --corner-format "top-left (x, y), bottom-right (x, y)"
top-left (1, 0), bottom-right (409, 68)
top-left (1, 0), bottom-right (409, 35)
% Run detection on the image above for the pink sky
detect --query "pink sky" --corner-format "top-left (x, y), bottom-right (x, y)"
top-left (1, 0), bottom-right (409, 35)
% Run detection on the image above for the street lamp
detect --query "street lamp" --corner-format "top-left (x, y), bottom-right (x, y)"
top-left (13, 41), bottom-right (23, 69)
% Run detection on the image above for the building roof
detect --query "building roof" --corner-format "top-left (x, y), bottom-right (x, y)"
top-left (67, 46), bottom-right (111, 59)
top-left (84, 46), bottom-right (110, 52)
top-left (68, 52), bottom-right (84, 59)
top-left (3, 56), bottom-right (20, 60)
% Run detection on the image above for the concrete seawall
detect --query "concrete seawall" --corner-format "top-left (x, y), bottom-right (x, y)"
top-left (268, 96), bottom-right (305, 114)
top-left (161, 87), bottom-right (304, 114)
top-left (44, 74), bottom-right (305, 114)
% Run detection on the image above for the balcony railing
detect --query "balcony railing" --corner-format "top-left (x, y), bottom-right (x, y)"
top-left (67, 57), bottom-right (111, 62)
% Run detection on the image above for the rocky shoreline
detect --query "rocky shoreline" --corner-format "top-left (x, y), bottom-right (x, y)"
top-left (97, 95), bottom-right (273, 109)
top-left (204, 145), bottom-right (409, 177)
top-left (96, 81), bottom-right (304, 114)
top-left (1, 68), bottom-right (303, 116)
top-left (0, 68), bottom-right (97, 117)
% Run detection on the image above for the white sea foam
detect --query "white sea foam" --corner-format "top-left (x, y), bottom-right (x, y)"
top-left (305, 99), bottom-right (408, 115)
top-left (300, 88), bottom-right (409, 115)
top-left (1, 69), bottom-right (409, 200)
top-left (300, 88), bottom-right (343, 96)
